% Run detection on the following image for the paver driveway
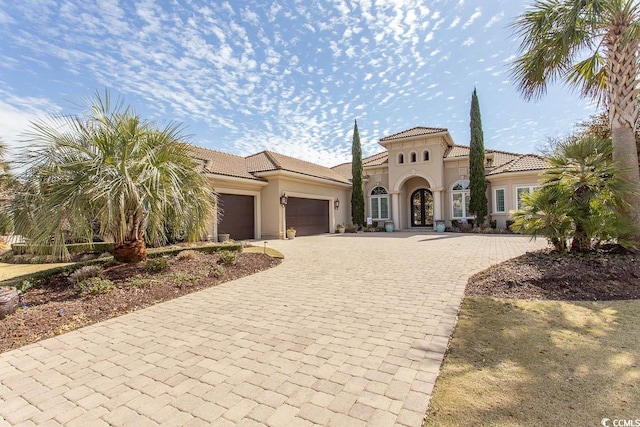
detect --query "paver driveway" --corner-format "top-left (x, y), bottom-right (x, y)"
top-left (0, 233), bottom-right (546, 426)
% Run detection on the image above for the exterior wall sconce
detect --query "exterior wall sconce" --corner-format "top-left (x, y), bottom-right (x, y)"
top-left (280, 193), bottom-right (288, 206)
top-left (334, 199), bottom-right (340, 210)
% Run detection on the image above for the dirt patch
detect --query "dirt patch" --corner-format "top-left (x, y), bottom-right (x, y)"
top-left (0, 251), bottom-right (280, 353)
top-left (466, 248), bottom-right (640, 301)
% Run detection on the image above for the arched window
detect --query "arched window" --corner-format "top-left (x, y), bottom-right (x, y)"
top-left (422, 150), bottom-right (430, 161)
top-left (370, 186), bottom-right (389, 220)
top-left (397, 153), bottom-right (404, 164)
top-left (409, 151), bottom-right (417, 163)
top-left (451, 179), bottom-right (471, 218)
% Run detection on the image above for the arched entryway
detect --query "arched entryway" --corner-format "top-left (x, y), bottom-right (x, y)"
top-left (411, 188), bottom-right (434, 227)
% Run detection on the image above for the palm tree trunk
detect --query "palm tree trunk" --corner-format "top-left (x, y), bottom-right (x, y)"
top-left (571, 225), bottom-right (591, 253)
top-left (607, 11), bottom-right (640, 246)
top-left (612, 125), bottom-right (640, 245)
top-left (113, 239), bottom-right (147, 263)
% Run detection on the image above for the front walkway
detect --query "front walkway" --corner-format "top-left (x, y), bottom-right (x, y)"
top-left (0, 233), bottom-right (546, 426)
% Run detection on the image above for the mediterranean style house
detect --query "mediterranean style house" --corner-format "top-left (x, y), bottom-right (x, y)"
top-left (189, 126), bottom-right (547, 240)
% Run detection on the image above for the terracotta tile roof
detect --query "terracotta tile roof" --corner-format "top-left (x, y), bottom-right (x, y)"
top-left (247, 151), bottom-right (351, 184)
top-left (444, 145), bottom-right (531, 172)
top-left (443, 145), bottom-right (470, 158)
top-left (331, 162), bottom-right (353, 180)
top-left (363, 151), bottom-right (389, 167)
top-left (187, 145), bottom-right (264, 181)
top-left (331, 151), bottom-right (389, 180)
top-left (379, 126), bottom-right (448, 142)
top-left (486, 154), bottom-right (549, 175)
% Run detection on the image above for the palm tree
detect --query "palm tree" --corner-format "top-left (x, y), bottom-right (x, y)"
top-left (12, 91), bottom-right (215, 262)
top-left (511, 0), bottom-right (640, 242)
top-left (513, 136), bottom-right (634, 252)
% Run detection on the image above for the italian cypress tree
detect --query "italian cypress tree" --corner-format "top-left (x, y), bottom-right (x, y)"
top-left (351, 119), bottom-right (365, 227)
top-left (469, 88), bottom-right (488, 225)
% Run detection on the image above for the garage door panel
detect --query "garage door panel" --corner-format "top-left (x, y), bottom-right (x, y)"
top-left (219, 194), bottom-right (255, 240)
top-left (286, 197), bottom-right (329, 236)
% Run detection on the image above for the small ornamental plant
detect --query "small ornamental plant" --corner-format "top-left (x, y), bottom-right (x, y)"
top-left (145, 257), bottom-right (169, 273)
top-left (219, 250), bottom-right (237, 266)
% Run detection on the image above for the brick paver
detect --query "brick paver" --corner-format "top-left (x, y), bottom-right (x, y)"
top-left (0, 232), bottom-right (546, 426)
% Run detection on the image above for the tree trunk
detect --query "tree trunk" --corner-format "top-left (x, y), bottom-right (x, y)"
top-left (612, 125), bottom-right (640, 246)
top-left (113, 239), bottom-right (147, 263)
top-left (571, 225), bottom-right (591, 253)
top-left (606, 15), bottom-right (640, 247)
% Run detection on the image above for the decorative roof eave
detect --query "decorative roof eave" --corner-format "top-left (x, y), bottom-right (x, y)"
top-left (486, 169), bottom-right (546, 179)
top-left (203, 172), bottom-right (269, 186)
top-left (363, 163), bottom-right (388, 170)
top-left (443, 155), bottom-right (469, 161)
top-left (378, 129), bottom-right (454, 148)
top-left (254, 169), bottom-right (352, 188)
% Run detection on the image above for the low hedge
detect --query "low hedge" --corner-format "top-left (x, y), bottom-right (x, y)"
top-left (146, 243), bottom-right (242, 258)
top-left (12, 242), bottom-right (114, 256)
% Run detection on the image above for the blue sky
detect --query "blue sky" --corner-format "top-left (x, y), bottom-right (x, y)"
top-left (0, 0), bottom-right (597, 166)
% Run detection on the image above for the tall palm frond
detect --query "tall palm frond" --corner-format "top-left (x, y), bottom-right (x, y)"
top-left (12, 90), bottom-right (215, 262)
top-left (511, 0), bottom-right (640, 244)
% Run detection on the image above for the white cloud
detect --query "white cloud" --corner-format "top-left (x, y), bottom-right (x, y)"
top-left (484, 11), bottom-right (504, 28)
top-left (462, 8), bottom-right (481, 29)
top-left (462, 37), bottom-right (475, 46)
top-left (448, 16), bottom-right (460, 29)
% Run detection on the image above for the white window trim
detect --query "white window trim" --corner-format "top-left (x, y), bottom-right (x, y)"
top-left (370, 187), bottom-right (390, 220)
top-left (451, 180), bottom-right (472, 219)
top-left (515, 185), bottom-right (538, 210)
top-left (493, 187), bottom-right (506, 214)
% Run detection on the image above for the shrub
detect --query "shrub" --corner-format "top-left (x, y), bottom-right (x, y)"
top-left (12, 242), bottom-right (114, 257)
top-left (74, 277), bottom-right (115, 295)
top-left (512, 136), bottom-right (635, 252)
top-left (146, 243), bottom-right (241, 258)
top-left (176, 250), bottom-right (198, 261)
top-left (16, 279), bottom-right (36, 293)
top-left (219, 250), bottom-right (236, 266)
top-left (211, 265), bottom-right (225, 278)
top-left (145, 257), bottom-right (169, 272)
top-left (68, 265), bottom-right (102, 284)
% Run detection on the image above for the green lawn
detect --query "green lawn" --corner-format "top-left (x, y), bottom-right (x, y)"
top-left (424, 297), bottom-right (640, 427)
top-left (242, 245), bottom-right (284, 258)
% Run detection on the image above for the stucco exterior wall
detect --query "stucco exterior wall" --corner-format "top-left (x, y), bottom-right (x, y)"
top-left (207, 176), bottom-right (267, 240)
top-left (386, 136), bottom-right (447, 192)
top-left (443, 158), bottom-right (470, 223)
top-left (487, 172), bottom-right (543, 228)
top-left (364, 166), bottom-right (390, 225)
top-left (259, 174), bottom-right (351, 238)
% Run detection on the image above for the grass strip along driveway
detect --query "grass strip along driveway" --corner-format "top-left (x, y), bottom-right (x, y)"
top-left (424, 297), bottom-right (640, 426)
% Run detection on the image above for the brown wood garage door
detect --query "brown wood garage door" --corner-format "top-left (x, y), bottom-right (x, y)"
top-left (286, 197), bottom-right (329, 236)
top-left (218, 194), bottom-right (255, 240)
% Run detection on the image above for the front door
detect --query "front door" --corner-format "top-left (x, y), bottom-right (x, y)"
top-left (411, 189), bottom-right (434, 227)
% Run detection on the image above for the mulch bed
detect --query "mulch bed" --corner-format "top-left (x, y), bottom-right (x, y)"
top-left (0, 251), bottom-right (280, 353)
top-left (466, 248), bottom-right (640, 301)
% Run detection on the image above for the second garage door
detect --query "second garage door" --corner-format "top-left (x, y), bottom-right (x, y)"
top-left (286, 197), bottom-right (329, 236)
top-left (218, 194), bottom-right (255, 240)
